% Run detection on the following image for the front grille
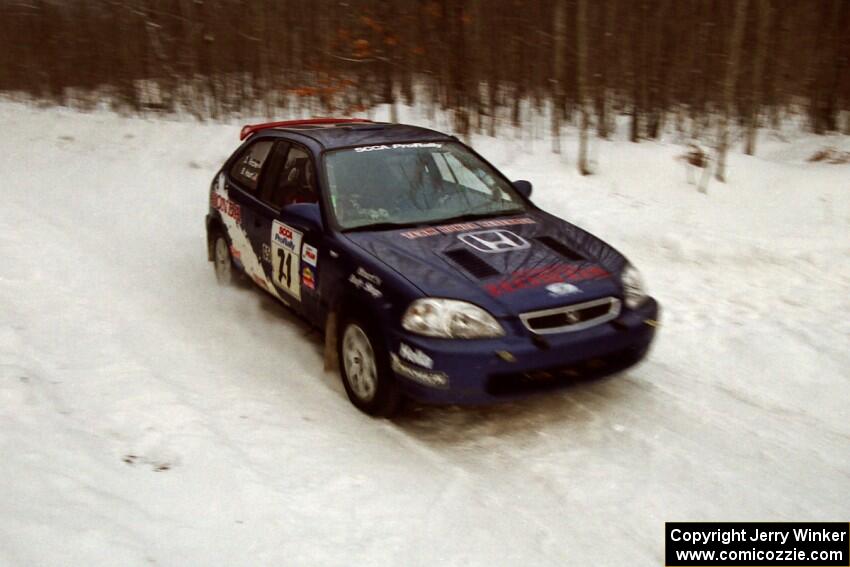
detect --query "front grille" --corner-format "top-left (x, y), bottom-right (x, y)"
top-left (520, 297), bottom-right (620, 334)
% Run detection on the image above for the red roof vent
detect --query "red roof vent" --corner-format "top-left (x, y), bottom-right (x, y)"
top-left (239, 118), bottom-right (373, 140)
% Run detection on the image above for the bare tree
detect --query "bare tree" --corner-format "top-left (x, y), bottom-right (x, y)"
top-left (596, 0), bottom-right (617, 138)
top-left (715, 0), bottom-right (749, 183)
top-left (745, 0), bottom-right (771, 155)
top-left (576, 0), bottom-right (590, 175)
top-left (551, 0), bottom-right (566, 154)
top-left (1, 0), bottom-right (847, 164)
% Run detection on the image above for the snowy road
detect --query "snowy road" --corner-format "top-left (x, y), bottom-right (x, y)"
top-left (1, 103), bottom-right (848, 566)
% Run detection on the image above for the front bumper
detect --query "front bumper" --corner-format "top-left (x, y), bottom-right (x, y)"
top-left (387, 298), bottom-right (660, 404)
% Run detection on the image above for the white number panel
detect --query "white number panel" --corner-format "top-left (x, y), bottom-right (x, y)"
top-left (271, 221), bottom-right (302, 300)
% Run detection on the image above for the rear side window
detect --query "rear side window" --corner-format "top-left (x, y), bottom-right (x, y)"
top-left (229, 140), bottom-right (273, 192)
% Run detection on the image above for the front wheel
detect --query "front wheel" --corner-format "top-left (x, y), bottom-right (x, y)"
top-left (338, 317), bottom-right (401, 417)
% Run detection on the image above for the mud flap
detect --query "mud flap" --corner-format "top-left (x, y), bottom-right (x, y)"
top-left (323, 309), bottom-right (339, 372)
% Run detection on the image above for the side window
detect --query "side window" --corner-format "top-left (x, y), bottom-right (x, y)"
top-left (229, 140), bottom-right (274, 193)
top-left (267, 146), bottom-right (318, 209)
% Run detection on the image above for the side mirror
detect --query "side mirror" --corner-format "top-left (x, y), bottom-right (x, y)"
top-left (281, 202), bottom-right (324, 233)
top-left (513, 180), bottom-right (533, 199)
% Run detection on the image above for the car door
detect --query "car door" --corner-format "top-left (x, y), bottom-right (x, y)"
top-left (254, 142), bottom-right (323, 318)
top-left (243, 140), bottom-right (315, 308)
top-left (219, 138), bottom-right (276, 286)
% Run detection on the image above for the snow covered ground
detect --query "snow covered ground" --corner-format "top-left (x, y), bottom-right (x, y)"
top-left (1, 101), bottom-right (848, 566)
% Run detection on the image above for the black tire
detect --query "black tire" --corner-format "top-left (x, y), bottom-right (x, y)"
top-left (211, 231), bottom-right (235, 285)
top-left (337, 313), bottom-right (401, 417)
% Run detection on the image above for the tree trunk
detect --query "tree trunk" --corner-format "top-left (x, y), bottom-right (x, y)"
top-left (715, 0), bottom-right (749, 183)
top-left (629, 1), bottom-right (645, 143)
top-left (447, 0), bottom-right (469, 141)
top-left (597, 0), bottom-right (617, 138)
top-left (745, 0), bottom-right (771, 155)
top-left (647, 0), bottom-right (670, 139)
top-left (577, 0), bottom-right (590, 175)
top-left (551, 0), bottom-right (566, 154)
top-left (822, 0), bottom-right (850, 133)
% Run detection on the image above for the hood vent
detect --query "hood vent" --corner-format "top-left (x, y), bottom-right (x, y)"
top-left (444, 249), bottom-right (500, 279)
top-left (536, 236), bottom-right (585, 261)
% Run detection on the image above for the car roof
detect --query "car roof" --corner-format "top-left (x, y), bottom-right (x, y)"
top-left (247, 120), bottom-right (455, 150)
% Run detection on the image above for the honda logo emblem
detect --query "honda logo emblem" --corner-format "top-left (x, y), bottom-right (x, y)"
top-left (458, 230), bottom-right (530, 253)
top-left (564, 311), bottom-right (581, 324)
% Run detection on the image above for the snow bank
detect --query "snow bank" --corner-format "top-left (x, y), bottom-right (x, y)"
top-left (1, 102), bottom-right (848, 567)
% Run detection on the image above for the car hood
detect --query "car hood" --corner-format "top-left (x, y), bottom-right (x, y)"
top-left (343, 211), bottom-right (628, 316)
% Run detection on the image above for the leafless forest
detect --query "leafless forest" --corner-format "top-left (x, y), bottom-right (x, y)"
top-left (2, 0), bottom-right (848, 163)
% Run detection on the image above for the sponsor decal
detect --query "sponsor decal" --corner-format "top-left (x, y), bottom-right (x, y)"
top-left (496, 350), bottom-right (517, 363)
top-left (302, 266), bottom-right (316, 290)
top-left (546, 282), bottom-right (581, 297)
top-left (273, 223), bottom-right (297, 251)
top-left (400, 217), bottom-right (536, 239)
top-left (390, 354), bottom-right (448, 388)
top-left (478, 217), bottom-right (537, 228)
top-left (349, 274), bottom-right (382, 299)
top-left (302, 243), bottom-right (318, 267)
top-left (355, 267), bottom-right (381, 286)
top-left (211, 193), bottom-right (242, 223)
top-left (271, 221), bottom-right (303, 299)
top-left (239, 167), bottom-right (259, 181)
top-left (458, 229), bottom-right (530, 253)
top-left (400, 227), bottom-right (441, 239)
top-left (354, 142), bottom-right (443, 153)
top-left (399, 343), bottom-right (433, 369)
top-left (485, 263), bottom-right (610, 297)
top-left (429, 222), bottom-right (480, 235)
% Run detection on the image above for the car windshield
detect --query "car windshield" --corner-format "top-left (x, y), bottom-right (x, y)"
top-left (324, 142), bottom-right (527, 230)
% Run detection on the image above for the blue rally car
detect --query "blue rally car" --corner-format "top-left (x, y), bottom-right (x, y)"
top-left (206, 118), bottom-right (659, 416)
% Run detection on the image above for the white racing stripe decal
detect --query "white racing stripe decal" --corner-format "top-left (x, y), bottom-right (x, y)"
top-left (214, 174), bottom-right (284, 301)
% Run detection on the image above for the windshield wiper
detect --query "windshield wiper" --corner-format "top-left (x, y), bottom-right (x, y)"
top-left (342, 208), bottom-right (525, 233)
top-left (343, 220), bottom-right (430, 233)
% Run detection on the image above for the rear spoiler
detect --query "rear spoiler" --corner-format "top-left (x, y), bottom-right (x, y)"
top-left (239, 118), bottom-right (373, 140)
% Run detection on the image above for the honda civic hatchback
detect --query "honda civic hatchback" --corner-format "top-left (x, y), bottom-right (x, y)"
top-left (206, 118), bottom-right (659, 416)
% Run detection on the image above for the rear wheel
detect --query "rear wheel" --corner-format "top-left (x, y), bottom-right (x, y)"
top-left (212, 233), bottom-right (234, 285)
top-left (338, 316), bottom-right (401, 417)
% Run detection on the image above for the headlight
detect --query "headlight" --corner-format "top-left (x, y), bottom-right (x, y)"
top-left (621, 264), bottom-right (648, 309)
top-left (402, 298), bottom-right (505, 338)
